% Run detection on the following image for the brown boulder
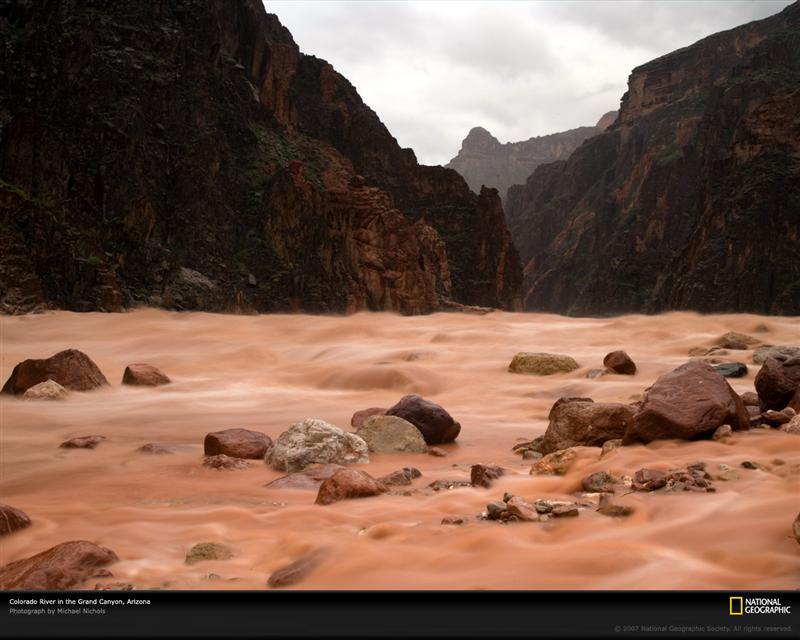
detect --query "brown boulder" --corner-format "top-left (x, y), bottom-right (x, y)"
top-left (315, 469), bottom-right (387, 505)
top-left (624, 361), bottom-right (749, 444)
top-left (716, 331), bottom-right (760, 350)
top-left (1, 349), bottom-right (108, 395)
top-left (266, 464), bottom-right (346, 490)
top-left (385, 394), bottom-right (461, 444)
top-left (603, 351), bottom-right (636, 375)
top-left (541, 397), bottom-right (636, 454)
top-left (378, 467), bottom-right (422, 486)
top-left (470, 464), bottom-right (505, 488)
top-left (0, 541), bottom-right (118, 590)
top-left (59, 435), bottom-right (106, 449)
top-left (755, 356), bottom-right (800, 412)
top-left (121, 363), bottom-right (171, 386)
top-left (350, 407), bottom-right (386, 429)
top-left (204, 428), bottom-right (272, 459)
top-left (0, 504), bottom-right (31, 536)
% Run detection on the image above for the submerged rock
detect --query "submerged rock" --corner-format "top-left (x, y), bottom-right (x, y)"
top-left (624, 361), bottom-right (749, 444)
top-left (268, 549), bottom-right (327, 588)
top-left (185, 542), bottom-right (233, 565)
top-left (581, 471), bottom-right (616, 493)
top-left (22, 379), bottom-right (68, 401)
top-left (378, 467), bottom-right (422, 486)
top-left (204, 428), bottom-right (272, 459)
top-left (712, 424), bottom-right (733, 441)
top-left (0, 504), bottom-right (31, 536)
top-left (266, 464), bottom-right (346, 490)
top-left (2, 349), bottom-right (109, 394)
top-left (122, 363), bottom-right (171, 386)
top-left (315, 469), bottom-right (387, 505)
top-left (0, 541), bottom-right (118, 590)
top-left (603, 351), bottom-right (637, 375)
top-left (202, 454), bottom-right (250, 470)
top-left (794, 514), bottom-right (800, 545)
top-left (59, 435), bottom-right (106, 449)
top-left (385, 394), bottom-right (461, 444)
top-left (753, 345), bottom-right (800, 364)
top-left (508, 352), bottom-right (579, 375)
top-left (530, 448), bottom-right (577, 476)
top-left (715, 331), bottom-right (760, 350)
top-left (266, 418), bottom-right (369, 472)
top-left (355, 415), bottom-right (427, 453)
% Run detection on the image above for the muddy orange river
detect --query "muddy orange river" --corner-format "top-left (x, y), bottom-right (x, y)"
top-left (1, 309), bottom-right (798, 589)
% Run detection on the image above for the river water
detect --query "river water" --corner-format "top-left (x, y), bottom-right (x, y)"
top-left (1, 309), bottom-right (798, 589)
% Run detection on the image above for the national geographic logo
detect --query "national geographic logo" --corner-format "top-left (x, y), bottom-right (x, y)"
top-left (729, 596), bottom-right (792, 615)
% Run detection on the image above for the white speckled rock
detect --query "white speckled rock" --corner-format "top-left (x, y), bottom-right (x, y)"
top-left (22, 379), bottom-right (68, 401)
top-left (266, 418), bottom-right (369, 472)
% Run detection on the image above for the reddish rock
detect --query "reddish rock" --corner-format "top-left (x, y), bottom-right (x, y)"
top-left (0, 504), bottom-right (31, 536)
top-left (504, 496), bottom-right (539, 522)
top-left (541, 397), bottom-right (636, 454)
top-left (267, 549), bottom-right (327, 588)
top-left (59, 435), bottom-right (106, 449)
top-left (204, 428), bottom-right (272, 459)
top-left (581, 471), bottom-right (616, 493)
top-left (121, 363), bottom-right (170, 386)
top-left (624, 361), bottom-right (750, 444)
top-left (1, 349), bottom-right (108, 395)
top-left (470, 464), bottom-right (505, 488)
top-left (266, 464), bottom-right (346, 490)
top-left (716, 331), bottom-right (760, 349)
top-left (385, 394), bottom-right (461, 444)
top-left (0, 541), bottom-right (118, 590)
top-left (763, 409), bottom-right (795, 425)
top-left (441, 516), bottom-right (464, 525)
top-left (428, 446), bottom-right (448, 457)
top-left (350, 407), bottom-right (386, 429)
top-left (632, 469), bottom-right (668, 491)
top-left (202, 454), bottom-right (250, 470)
top-left (755, 356), bottom-right (800, 412)
top-left (603, 351), bottom-right (636, 375)
top-left (315, 469), bottom-right (387, 505)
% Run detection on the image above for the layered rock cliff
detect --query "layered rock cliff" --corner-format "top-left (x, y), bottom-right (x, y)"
top-left (506, 2), bottom-right (800, 315)
top-left (0, 0), bottom-right (522, 315)
top-left (445, 112), bottom-right (616, 200)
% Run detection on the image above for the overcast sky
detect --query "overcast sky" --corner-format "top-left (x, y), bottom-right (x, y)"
top-left (268, 1), bottom-right (792, 166)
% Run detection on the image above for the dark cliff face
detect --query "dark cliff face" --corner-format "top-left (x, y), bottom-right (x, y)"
top-left (506, 2), bottom-right (800, 316)
top-left (0, 0), bottom-right (522, 315)
top-left (444, 112), bottom-right (616, 201)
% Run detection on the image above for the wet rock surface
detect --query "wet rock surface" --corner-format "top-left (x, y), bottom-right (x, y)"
top-left (603, 351), bottom-right (636, 375)
top-left (385, 395), bottom-right (461, 445)
top-left (266, 419), bottom-right (369, 472)
top-left (355, 415), bottom-right (428, 453)
top-left (0, 541), bottom-right (118, 590)
top-left (22, 379), bottom-right (68, 401)
top-left (508, 352), bottom-right (579, 375)
top-left (122, 363), bottom-right (171, 386)
top-left (542, 397), bottom-right (635, 454)
top-left (204, 428), bottom-right (272, 459)
top-left (59, 435), bottom-right (107, 449)
top-left (202, 454), bottom-right (251, 471)
top-left (185, 542), bottom-right (233, 565)
top-left (315, 469), bottom-right (387, 505)
top-left (0, 504), bottom-right (32, 536)
top-left (2, 349), bottom-right (108, 394)
top-left (470, 464), bottom-right (505, 488)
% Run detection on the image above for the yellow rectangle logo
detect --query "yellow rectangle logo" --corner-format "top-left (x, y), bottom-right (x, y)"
top-left (730, 597), bottom-right (743, 615)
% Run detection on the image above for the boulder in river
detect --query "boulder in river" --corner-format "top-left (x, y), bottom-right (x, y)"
top-left (530, 448), bottom-right (577, 476)
top-left (755, 356), bottom-right (800, 412)
top-left (204, 428), bottom-right (272, 459)
top-left (22, 379), bottom-right (68, 400)
top-left (470, 464), bottom-right (505, 488)
top-left (266, 419), bottom-right (369, 472)
top-left (0, 540), bottom-right (118, 590)
top-left (753, 345), bottom-right (800, 364)
top-left (385, 394), bottom-right (460, 445)
top-left (355, 415), bottom-right (427, 453)
top-left (713, 362), bottom-right (748, 378)
top-left (715, 331), bottom-right (760, 350)
top-left (603, 351), bottom-right (636, 375)
top-left (122, 363), bottom-right (171, 386)
top-left (315, 469), bottom-right (387, 505)
top-left (378, 467), bottom-right (422, 486)
top-left (623, 361), bottom-right (749, 444)
top-left (541, 397), bottom-right (636, 454)
top-left (0, 504), bottom-right (31, 536)
top-left (2, 349), bottom-right (108, 394)
top-left (581, 471), bottom-right (616, 493)
top-left (508, 352), bottom-right (579, 375)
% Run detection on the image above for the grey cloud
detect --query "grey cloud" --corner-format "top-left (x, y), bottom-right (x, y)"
top-left (268, 1), bottom-right (793, 166)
